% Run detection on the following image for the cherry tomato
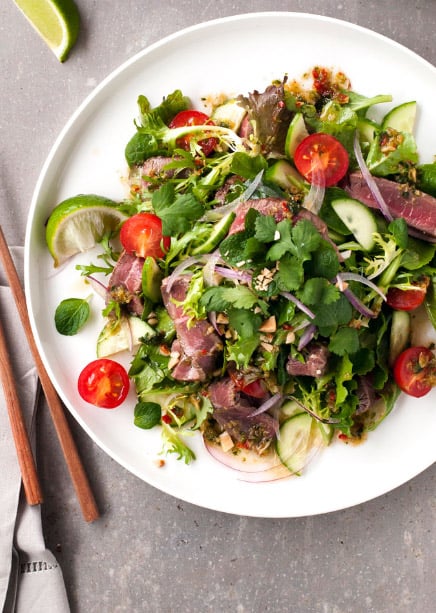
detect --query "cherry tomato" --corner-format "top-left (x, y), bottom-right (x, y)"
top-left (169, 110), bottom-right (217, 156)
top-left (120, 213), bottom-right (170, 259)
top-left (294, 133), bottom-right (349, 187)
top-left (393, 346), bottom-right (436, 398)
top-left (386, 278), bottom-right (429, 311)
top-left (78, 359), bottom-right (130, 408)
top-left (230, 371), bottom-right (267, 399)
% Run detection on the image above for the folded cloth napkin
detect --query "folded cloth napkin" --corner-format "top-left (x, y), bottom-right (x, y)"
top-left (0, 247), bottom-right (70, 612)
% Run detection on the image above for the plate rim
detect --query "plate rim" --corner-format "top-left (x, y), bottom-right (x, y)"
top-left (24, 11), bottom-right (436, 518)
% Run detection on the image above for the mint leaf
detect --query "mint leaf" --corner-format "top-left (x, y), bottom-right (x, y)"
top-left (54, 297), bottom-right (90, 336)
top-left (388, 217), bottom-right (408, 249)
top-left (134, 402), bottom-right (161, 429)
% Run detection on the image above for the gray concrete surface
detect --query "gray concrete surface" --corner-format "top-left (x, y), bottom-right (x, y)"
top-left (1, 1), bottom-right (435, 611)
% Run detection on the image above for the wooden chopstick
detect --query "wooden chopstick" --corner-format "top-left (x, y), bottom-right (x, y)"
top-left (0, 227), bottom-right (99, 522)
top-left (0, 316), bottom-right (43, 505)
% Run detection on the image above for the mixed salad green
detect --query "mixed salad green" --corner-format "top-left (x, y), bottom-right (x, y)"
top-left (49, 66), bottom-right (436, 477)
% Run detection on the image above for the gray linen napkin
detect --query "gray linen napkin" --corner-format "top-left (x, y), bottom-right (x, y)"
top-left (0, 248), bottom-right (70, 612)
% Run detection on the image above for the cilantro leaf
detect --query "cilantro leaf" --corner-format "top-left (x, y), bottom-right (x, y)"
top-left (291, 219), bottom-right (322, 259)
top-left (254, 215), bottom-right (277, 243)
top-left (304, 240), bottom-right (340, 279)
top-left (152, 184), bottom-right (204, 235)
top-left (275, 253), bottom-right (304, 291)
top-left (228, 308), bottom-right (262, 338)
top-left (328, 327), bottom-right (360, 356)
top-left (313, 294), bottom-right (353, 333)
top-left (266, 219), bottom-right (294, 261)
top-left (200, 285), bottom-right (261, 312)
top-left (298, 278), bottom-right (339, 306)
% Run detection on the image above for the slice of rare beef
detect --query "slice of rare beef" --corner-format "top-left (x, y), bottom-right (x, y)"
top-left (107, 250), bottom-right (145, 316)
top-left (345, 171), bottom-right (436, 238)
top-left (161, 275), bottom-right (223, 382)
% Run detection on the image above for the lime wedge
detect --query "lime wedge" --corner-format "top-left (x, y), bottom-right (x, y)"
top-left (45, 194), bottom-right (127, 267)
top-left (13, 0), bottom-right (80, 62)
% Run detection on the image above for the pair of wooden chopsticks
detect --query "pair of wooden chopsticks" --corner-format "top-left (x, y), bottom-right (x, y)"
top-left (0, 226), bottom-right (99, 522)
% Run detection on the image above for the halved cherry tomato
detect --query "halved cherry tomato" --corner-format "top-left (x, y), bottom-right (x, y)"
top-left (169, 110), bottom-right (217, 156)
top-left (294, 132), bottom-right (349, 187)
top-left (386, 278), bottom-right (429, 311)
top-left (393, 346), bottom-right (436, 398)
top-left (78, 359), bottom-right (130, 408)
top-left (120, 213), bottom-right (170, 259)
top-left (229, 371), bottom-right (267, 399)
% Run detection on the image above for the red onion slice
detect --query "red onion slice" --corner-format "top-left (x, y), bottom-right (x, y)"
top-left (204, 439), bottom-right (322, 483)
top-left (353, 131), bottom-right (393, 222)
top-left (335, 272), bottom-right (386, 301)
top-left (280, 291), bottom-right (316, 319)
top-left (249, 392), bottom-right (283, 417)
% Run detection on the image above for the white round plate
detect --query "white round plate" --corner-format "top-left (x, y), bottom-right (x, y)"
top-left (25, 12), bottom-right (436, 517)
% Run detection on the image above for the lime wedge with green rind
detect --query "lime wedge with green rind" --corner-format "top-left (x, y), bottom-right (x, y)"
top-left (45, 194), bottom-right (127, 267)
top-left (13, 0), bottom-right (80, 62)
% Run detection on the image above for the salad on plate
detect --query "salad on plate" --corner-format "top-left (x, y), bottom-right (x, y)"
top-left (45, 66), bottom-right (436, 481)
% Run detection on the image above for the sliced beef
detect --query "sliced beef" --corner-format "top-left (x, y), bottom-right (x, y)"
top-left (208, 377), bottom-right (277, 453)
top-left (161, 275), bottom-right (223, 382)
top-left (228, 197), bottom-right (290, 234)
top-left (107, 251), bottom-right (144, 316)
top-left (214, 175), bottom-right (243, 205)
top-left (286, 342), bottom-right (330, 377)
top-left (344, 171), bottom-right (436, 238)
top-left (136, 156), bottom-right (191, 188)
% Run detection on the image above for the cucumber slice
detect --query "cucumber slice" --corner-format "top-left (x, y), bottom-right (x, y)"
top-left (97, 316), bottom-right (155, 358)
top-left (381, 101), bottom-right (417, 133)
top-left (317, 421), bottom-right (334, 445)
top-left (280, 399), bottom-right (304, 419)
top-left (331, 197), bottom-right (377, 251)
top-left (276, 413), bottom-right (313, 474)
top-left (285, 113), bottom-right (309, 160)
top-left (142, 256), bottom-right (163, 303)
top-left (192, 211), bottom-right (236, 255)
top-left (357, 117), bottom-right (379, 145)
top-left (389, 310), bottom-right (411, 366)
top-left (265, 159), bottom-right (306, 192)
top-left (212, 100), bottom-right (246, 131)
